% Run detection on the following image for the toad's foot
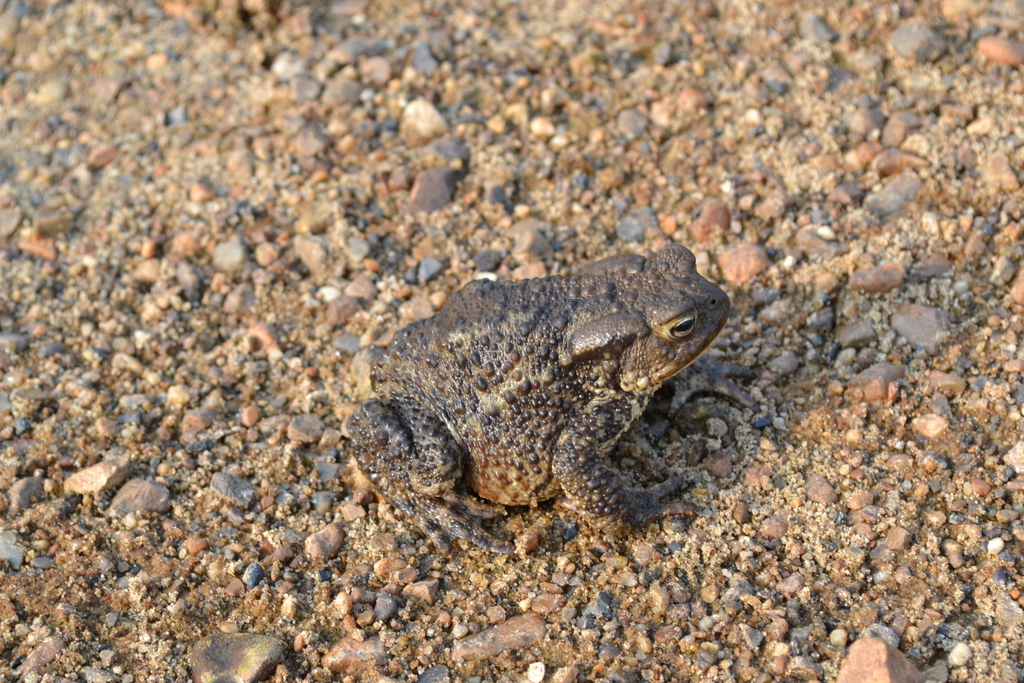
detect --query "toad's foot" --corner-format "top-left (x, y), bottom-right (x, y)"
top-left (390, 492), bottom-right (514, 555)
top-left (670, 354), bottom-right (756, 411)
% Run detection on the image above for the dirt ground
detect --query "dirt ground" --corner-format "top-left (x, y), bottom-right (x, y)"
top-left (2, 0), bottom-right (1024, 681)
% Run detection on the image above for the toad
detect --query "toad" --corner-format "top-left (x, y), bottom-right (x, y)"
top-left (350, 244), bottom-right (738, 554)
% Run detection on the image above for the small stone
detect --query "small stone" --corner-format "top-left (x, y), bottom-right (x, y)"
top-left (704, 451), bottom-right (733, 478)
top-left (768, 350), bottom-right (800, 375)
top-left (995, 592), bottom-right (1024, 627)
top-left (616, 108), bottom-right (647, 138)
top-left (0, 206), bottom-right (22, 240)
top-left (883, 527), bottom-right (912, 551)
top-left (406, 169), bottom-right (459, 214)
top-left (290, 75), bottom-right (322, 103)
top-left (690, 200), bottom-right (730, 243)
top-left (718, 244), bottom-right (770, 285)
top-left (980, 153), bottom-right (1020, 194)
top-left (847, 490), bottom-right (875, 510)
top-left (912, 414), bottom-right (949, 438)
top-left (1005, 442), bottom-right (1024, 474)
top-left (418, 256), bottom-right (444, 283)
top-left (864, 171), bottom-right (922, 218)
top-left (305, 521), bottom-right (346, 561)
top-left (322, 75), bottom-right (362, 106)
top-left (294, 235), bottom-right (329, 277)
top-left (836, 320), bottom-right (876, 348)
top-left (529, 117), bottom-right (556, 139)
top-left (450, 614), bottom-right (546, 662)
top-left (413, 41), bottom-right (440, 74)
top-left (108, 479), bottom-right (171, 515)
top-left (8, 476), bottom-right (45, 513)
top-left (87, 144), bottom-right (117, 170)
top-left (890, 303), bottom-right (948, 353)
top-left (837, 638), bottom-right (924, 683)
top-left (977, 36), bottom-right (1024, 67)
top-left (805, 474), bottom-right (838, 503)
top-left (64, 451), bottom-right (132, 494)
top-left (403, 579), bottom-right (440, 604)
top-left (616, 207), bottom-right (658, 242)
top-left (190, 633), bottom-right (283, 683)
top-left (323, 636), bottom-right (387, 674)
top-left (401, 99), bottom-right (449, 147)
top-left (133, 258), bottom-right (162, 285)
top-left (213, 237), bottom-right (248, 273)
top-left (345, 272), bottom-right (378, 300)
top-left (947, 643), bottom-right (970, 667)
top-left (288, 414), bottom-right (324, 443)
top-left (210, 472), bottom-right (256, 508)
top-left (512, 220), bottom-right (553, 262)
top-left (760, 513), bottom-right (788, 539)
top-left (0, 530), bottom-right (25, 570)
top-left (802, 14), bottom-right (837, 42)
top-left (850, 262), bottom-right (905, 293)
top-left (242, 562), bottom-right (266, 588)
top-left (16, 637), bottom-right (66, 676)
top-left (891, 21), bottom-right (946, 62)
top-left (33, 79), bottom-right (69, 104)
top-left (360, 56), bottom-right (391, 85)
top-left (828, 182), bottom-right (865, 205)
top-left (326, 295), bottom-right (361, 326)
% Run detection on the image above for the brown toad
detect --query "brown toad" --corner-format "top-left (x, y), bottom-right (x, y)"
top-left (350, 244), bottom-right (735, 554)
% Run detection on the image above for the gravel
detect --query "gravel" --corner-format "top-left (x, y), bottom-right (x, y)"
top-left (2, 0), bottom-right (1024, 681)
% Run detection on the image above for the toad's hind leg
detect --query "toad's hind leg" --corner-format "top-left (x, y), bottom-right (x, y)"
top-left (349, 399), bottom-right (513, 555)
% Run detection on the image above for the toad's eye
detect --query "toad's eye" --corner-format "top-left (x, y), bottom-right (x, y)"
top-left (669, 314), bottom-right (696, 339)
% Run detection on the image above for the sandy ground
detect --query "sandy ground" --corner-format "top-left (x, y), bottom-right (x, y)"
top-left (2, 0), bottom-right (1024, 681)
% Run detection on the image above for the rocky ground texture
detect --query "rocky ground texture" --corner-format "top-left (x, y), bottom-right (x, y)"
top-left (2, 0), bottom-right (1024, 681)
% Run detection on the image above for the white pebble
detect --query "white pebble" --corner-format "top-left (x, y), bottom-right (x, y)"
top-left (948, 642), bottom-right (971, 667)
top-left (527, 661), bottom-right (546, 683)
top-left (988, 538), bottom-right (1005, 555)
top-left (829, 628), bottom-right (848, 647)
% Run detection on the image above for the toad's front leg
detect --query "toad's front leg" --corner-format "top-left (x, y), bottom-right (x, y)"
top-left (349, 398), bottom-right (514, 555)
top-left (552, 431), bottom-right (684, 532)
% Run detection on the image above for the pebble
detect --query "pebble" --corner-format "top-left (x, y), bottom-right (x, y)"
top-left (406, 169), bottom-right (459, 214)
top-left (418, 256), bottom-right (444, 283)
top-left (294, 235), bottom-right (329, 278)
top-left (690, 200), bottom-right (730, 242)
top-left (528, 662), bottom-right (546, 683)
top-left (16, 636), bottom-right (66, 676)
top-left (759, 513), bottom-right (788, 539)
top-left (374, 593), bottom-right (398, 621)
top-left (450, 614), bottom-right (546, 662)
top-left (242, 562), bottom-right (265, 588)
top-left (290, 75), bottom-right (322, 103)
top-left (947, 642), bottom-right (971, 667)
top-left (305, 521), bottom-right (345, 561)
top-left (512, 219), bottom-right (553, 261)
top-left (977, 36), bottom-right (1024, 67)
top-left (213, 237), bottom-right (248, 273)
top-left (1005, 442), bottom-right (1024, 474)
top-left (616, 207), bottom-right (658, 242)
top-left (850, 262), bottom-right (905, 293)
top-left (847, 491), bottom-right (875, 510)
top-left (891, 21), bottom-right (946, 62)
top-left (768, 350), bottom-right (800, 376)
top-left (0, 206), bottom-right (22, 239)
top-left (718, 244), bottom-right (769, 285)
top-left (8, 476), bottom-right (45, 513)
top-left (836, 320), bottom-right (876, 348)
top-left (210, 472), bottom-right (256, 508)
top-left (190, 633), bottom-right (283, 683)
top-left (416, 665), bottom-right (450, 683)
top-left (864, 171), bottom-right (922, 218)
top-left (413, 41), bottom-right (439, 74)
top-left (0, 529), bottom-right (24, 570)
top-left (617, 108), bottom-right (648, 138)
top-left (86, 144), bottom-right (117, 170)
top-left (64, 450), bottom-right (132, 494)
top-left (529, 117), bottom-right (556, 139)
top-left (837, 637), bottom-right (924, 683)
top-left (360, 56), bottom-right (391, 85)
top-left (322, 636), bottom-right (387, 674)
top-left (995, 592), bottom-right (1024, 627)
top-left (327, 295), bottom-right (360, 326)
top-left (288, 414), bottom-right (324, 444)
top-left (403, 579), bottom-right (440, 604)
top-left (980, 153), bottom-right (1020, 193)
top-left (322, 75), bottom-right (362, 106)
top-left (912, 414), bottom-right (948, 439)
top-left (802, 14), bottom-right (837, 42)
top-left (703, 450), bottom-right (733, 478)
top-left (805, 473), bottom-right (838, 503)
top-left (401, 99), bottom-right (449, 147)
top-left (108, 479), bottom-right (171, 516)
top-left (890, 303), bottom-right (948, 353)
